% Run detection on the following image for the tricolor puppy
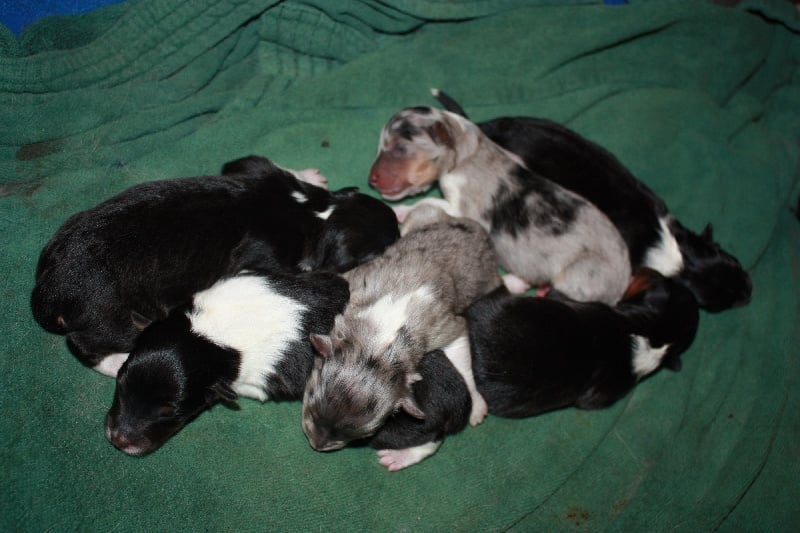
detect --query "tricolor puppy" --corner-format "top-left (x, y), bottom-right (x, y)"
top-left (302, 203), bottom-right (501, 470)
top-left (368, 105), bottom-right (631, 305)
top-left (433, 89), bottom-right (752, 313)
top-left (105, 270), bottom-right (349, 456)
top-left (32, 155), bottom-right (399, 376)
top-left (466, 270), bottom-right (699, 418)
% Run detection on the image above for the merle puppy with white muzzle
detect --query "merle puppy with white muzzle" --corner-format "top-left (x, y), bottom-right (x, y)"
top-left (32, 155), bottom-right (399, 376)
top-left (368, 104), bottom-right (631, 305)
top-left (432, 89), bottom-right (751, 313)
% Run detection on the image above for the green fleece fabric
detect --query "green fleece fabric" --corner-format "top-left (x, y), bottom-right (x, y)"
top-left (2, 0), bottom-right (799, 530)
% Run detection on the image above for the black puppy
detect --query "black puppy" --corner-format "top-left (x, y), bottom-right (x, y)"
top-left (360, 350), bottom-right (471, 471)
top-left (32, 155), bottom-right (399, 376)
top-left (433, 89), bottom-right (752, 313)
top-left (105, 270), bottom-right (350, 456)
top-left (466, 270), bottom-right (699, 417)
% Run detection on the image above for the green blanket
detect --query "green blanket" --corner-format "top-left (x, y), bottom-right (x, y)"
top-left (2, 0), bottom-right (799, 530)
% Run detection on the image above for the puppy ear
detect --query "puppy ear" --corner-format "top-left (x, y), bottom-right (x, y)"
top-left (310, 334), bottom-right (333, 358)
top-left (429, 122), bottom-right (453, 148)
top-left (130, 310), bottom-right (154, 331)
top-left (701, 223), bottom-right (714, 241)
top-left (209, 382), bottom-right (238, 402)
top-left (397, 394), bottom-right (426, 420)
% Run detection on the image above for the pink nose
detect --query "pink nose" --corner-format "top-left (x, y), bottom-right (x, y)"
top-left (108, 428), bottom-right (131, 449)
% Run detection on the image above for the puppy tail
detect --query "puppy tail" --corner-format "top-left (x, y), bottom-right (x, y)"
top-left (431, 88), bottom-right (469, 118)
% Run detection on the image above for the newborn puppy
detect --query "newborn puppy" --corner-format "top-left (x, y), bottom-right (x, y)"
top-left (365, 349), bottom-right (471, 472)
top-left (32, 155), bottom-right (398, 376)
top-left (302, 204), bottom-right (501, 469)
top-left (105, 270), bottom-right (349, 456)
top-left (368, 105), bottom-right (631, 304)
top-left (466, 270), bottom-right (699, 417)
top-left (432, 89), bottom-right (752, 313)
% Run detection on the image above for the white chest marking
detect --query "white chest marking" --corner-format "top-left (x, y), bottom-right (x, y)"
top-left (644, 217), bottom-right (683, 276)
top-left (631, 335), bottom-right (669, 378)
top-left (189, 276), bottom-right (307, 401)
top-left (357, 286), bottom-right (435, 347)
top-left (439, 172), bottom-right (467, 216)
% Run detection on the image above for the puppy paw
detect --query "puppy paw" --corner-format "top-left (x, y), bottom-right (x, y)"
top-left (295, 168), bottom-right (329, 189)
top-left (469, 392), bottom-right (489, 426)
top-left (502, 273), bottom-right (531, 294)
top-left (377, 441), bottom-right (441, 472)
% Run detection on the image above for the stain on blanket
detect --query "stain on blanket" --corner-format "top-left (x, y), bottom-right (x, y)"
top-left (16, 140), bottom-right (61, 161)
top-left (0, 180), bottom-right (43, 198)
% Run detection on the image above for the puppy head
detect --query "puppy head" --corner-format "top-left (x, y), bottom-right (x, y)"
top-left (673, 223), bottom-right (752, 312)
top-left (302, 188), bottom-right (400, 272)
top-left (619, 269), bottom-right (700, 372)
top-left (368, 107), bottom-right (462, 200)
top-left (104, 316), bottom-right (238, 456)
top-left (302, 322), bottom-right (424, 452)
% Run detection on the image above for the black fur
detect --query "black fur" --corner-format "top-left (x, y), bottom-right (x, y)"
top-left (466, 273), bottom-right (699, 418)
top-left (105, 270), bottom-right (349, 456)
top-left (366, 350), bottom-right (471, 450)
top-left (31, 155), bottom-right (399, 371)
top-left (433, 90), bottom-right (752, 313)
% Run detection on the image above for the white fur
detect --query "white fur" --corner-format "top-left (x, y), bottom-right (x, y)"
top-left (377, 440), bottom-right (442, 471)
top-left (189, 276), bottom-right (307, 401)
top-left (644, 217), bottom-right (683, 276)
top-left (357, 286), bottom-right (435, 347)
top-left (315, 206), bottom-right (334, 220)
top-left (442, 335), bottom-right (488, 426)
top-left (94, 353), bottom-right (130, 377)
top-left (438, 172), bottom-right (467, 216)
top-left (631, 335), bottom-right (669, 378)
top-left (291, 191), bottom-right (308, 204)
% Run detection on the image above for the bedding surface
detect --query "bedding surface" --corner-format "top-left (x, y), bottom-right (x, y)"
top-left (1, 0), bottom-right (799, 530)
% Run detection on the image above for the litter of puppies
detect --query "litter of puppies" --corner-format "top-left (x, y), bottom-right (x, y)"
top-left (31, 90), bottom-right (751, 470)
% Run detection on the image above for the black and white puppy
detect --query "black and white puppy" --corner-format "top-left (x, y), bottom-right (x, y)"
top-left (32, 155), bottom-right (399, 376)
top-left (105, 270), bottom-right (350, 456)
top-left (466, 270), bottom-right (699, 418)
top-left (368, 106), bottom-right (631, 305)
top-left (432, 89), bottom-right (752, 313)
top-left (365, 349), bottom-right (471, 471)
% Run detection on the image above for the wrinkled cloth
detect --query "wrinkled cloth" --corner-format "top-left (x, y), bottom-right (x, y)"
top-left (1, 0), bottom-right (799, 530)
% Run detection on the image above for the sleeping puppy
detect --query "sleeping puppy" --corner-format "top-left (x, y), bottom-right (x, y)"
top-left (432, 89), bottom-right (752, 313)
top-left (466, 269), bottom-right (699, 418)
top-left (368, 105), bottom-right (631, 305)
top-left (105, 270), bottom-right (349, 456)
top-left (302, 204), bottom-right (502, 470)
top-left (32, 155), bottom-right (399, 376)
top-left (365, 349), bottom-right (471, 472)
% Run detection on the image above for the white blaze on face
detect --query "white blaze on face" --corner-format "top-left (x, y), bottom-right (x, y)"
top-left (357, 286), bottom-right (435, 347)
top-left (189, 275), bottom-right (307, 401)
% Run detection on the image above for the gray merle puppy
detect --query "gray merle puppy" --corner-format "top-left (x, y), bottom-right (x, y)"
top-left (369, 105), bottom-right (631, 304)
top-left (302, 203), bottom-right (501, 470)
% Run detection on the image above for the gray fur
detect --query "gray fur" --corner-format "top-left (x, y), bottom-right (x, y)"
top-left (302, 205), bottom-right (501, 451)
top-left (369, 107), bottom-right (631, 304)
